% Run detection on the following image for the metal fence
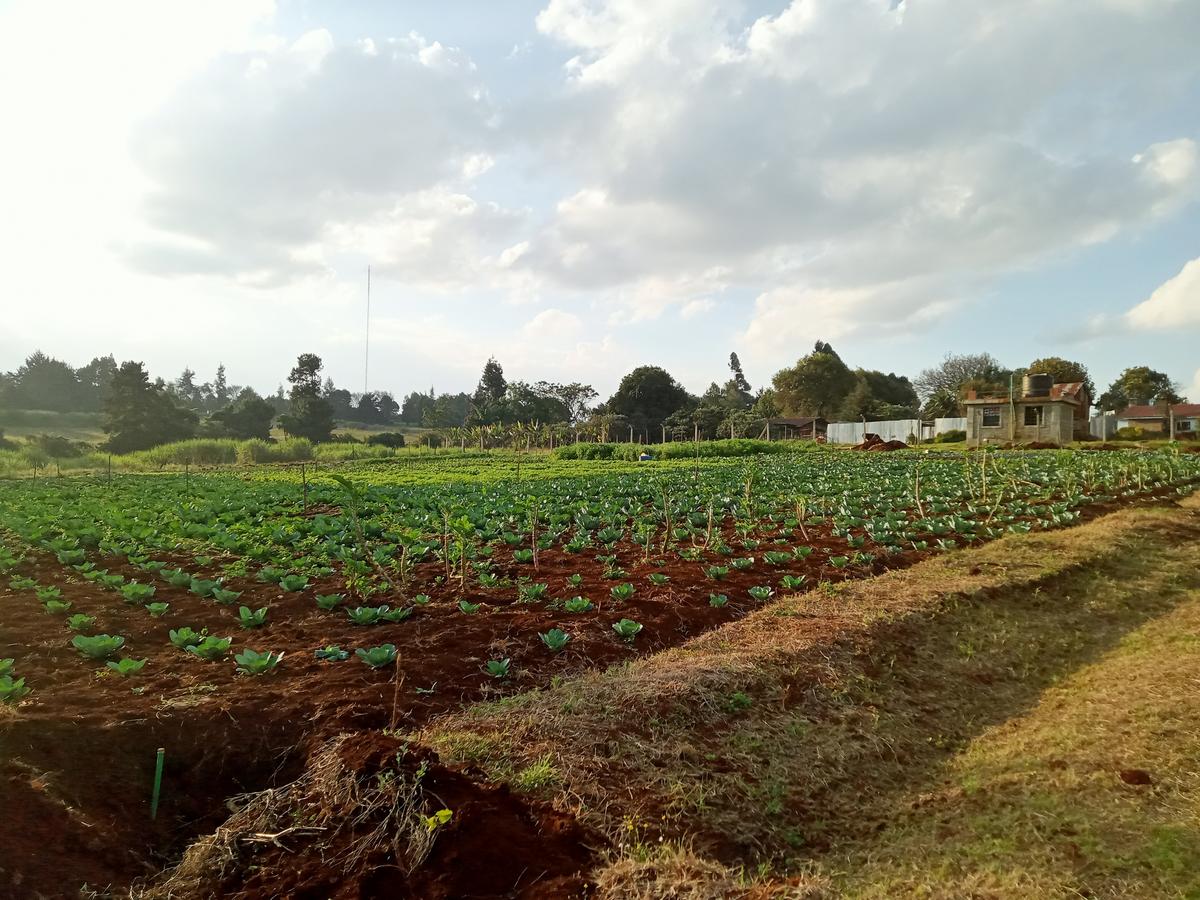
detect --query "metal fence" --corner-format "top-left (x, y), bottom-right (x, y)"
top-left (826, 417), bottom-right (966, 445)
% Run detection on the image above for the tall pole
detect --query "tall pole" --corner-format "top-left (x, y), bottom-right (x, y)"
top-left (364, 265), bottom-right (371, 393)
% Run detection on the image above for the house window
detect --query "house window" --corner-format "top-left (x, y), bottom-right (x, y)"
top-left (1024, 405), bottom-right (1043, 426)
top-left (981, 407), bottom-right (1001, 428)
top-left (1179, 420), bottom-right (1193, 432)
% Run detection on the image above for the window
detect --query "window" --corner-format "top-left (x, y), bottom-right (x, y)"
top-left (1023, 405), bottom-right (1043, 426)
top-left (1179, 420), bottom-right (1193, 432)
top-left (982, 407), bottom-right (1001, 428)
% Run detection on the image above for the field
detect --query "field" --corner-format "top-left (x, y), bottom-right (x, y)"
top-left (1, 447), bottom-right (1198, 898)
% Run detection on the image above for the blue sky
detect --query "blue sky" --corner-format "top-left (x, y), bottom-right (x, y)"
top-left (1, 0), bottom-right (1197, 404)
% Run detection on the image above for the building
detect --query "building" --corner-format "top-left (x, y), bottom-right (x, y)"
top-left (1116, 403), bottom-right (1200, 437)
top-left (964, 374), bottom-right (1081, 447)
top-left (760, 417), bottom-right (827, 440)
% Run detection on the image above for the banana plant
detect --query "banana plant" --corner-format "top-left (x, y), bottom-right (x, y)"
top-left (235, 649), bottom-right (284, 676)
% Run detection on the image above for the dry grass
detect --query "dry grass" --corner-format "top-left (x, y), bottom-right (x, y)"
top-left (419, 494), bottom-right (1200, 895)
top-left (138, 736), bottom-right (439, 899)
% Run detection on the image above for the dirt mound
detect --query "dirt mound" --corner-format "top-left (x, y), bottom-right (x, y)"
top-left (851, 433), bottom-right (909, 452)
top-left (142, 732), bottom-right (597, 900)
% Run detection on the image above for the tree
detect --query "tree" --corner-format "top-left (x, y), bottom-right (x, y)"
top-left (278, 354), bottom-right (334, 442)
top-left (837, 369), bottom-right (919, 421)
top-left (605, 366), bottom-right (691, 437)
top-left (1097, 367), bottom-right (1183, 411)
top-left (76, 355), bottom-right (118, 412)
top-left (771, 341), bottom-right (856, 418)
top-left (473, 358), bottom-right (507, 407)
top-left (724, 352), bottom-right (753, 409)
top-left (914, 352), bottom-right (1010, 416)
top-left (7, 351), bottom-right (84, 411)
top-left (212, 364), bottom-right (231, 408)
top-left (207, 388), bottom-right (275, 440)
top-left (1024, 357), bottom-right (1095, 401)
top-left (103, 361), bottom-right (198, 453)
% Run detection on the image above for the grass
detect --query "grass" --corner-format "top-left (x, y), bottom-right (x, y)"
top-left (0, 409), bottom-right (106, 442)
top-left (418, 492), bottom-right (1200, 897)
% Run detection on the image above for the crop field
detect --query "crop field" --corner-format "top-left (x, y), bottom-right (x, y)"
top-left (1, 448), bottom-right (1198, 897)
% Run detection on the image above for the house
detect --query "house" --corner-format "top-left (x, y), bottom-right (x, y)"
top-left (963, 374), bottom-right (1081, 447)
top-left (1116, 403), bottom-right (1200, 437)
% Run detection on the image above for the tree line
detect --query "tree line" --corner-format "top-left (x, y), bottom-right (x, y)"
top-left (0, 344), bottom-right (1187, 455)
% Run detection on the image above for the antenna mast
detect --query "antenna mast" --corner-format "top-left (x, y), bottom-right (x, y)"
top-left (364, 265), bottom-right (371, 393)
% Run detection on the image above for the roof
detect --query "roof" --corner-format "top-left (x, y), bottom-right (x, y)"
top-left (765, 417), bottom-right (826, 426)
top-left (1050, 382), bottom-right (1088, 400)
top-left (964, 394), bottom-right (1078, 406)
top-left (1119, 403), bottom-right (1200, 419)
top-left (964, 382), bottom-right (1083, 406)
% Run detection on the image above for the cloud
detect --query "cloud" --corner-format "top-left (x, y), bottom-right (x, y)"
top-left (522, 308), bottom-right (583, 340)
top-left (1188, 368), bottom-right (1200, 404)
top-left (125, 30), bottom-right (507, 285)
top-left (680, 298), bottom-right (715, 319)
top-left (519, 0), bottom-right (1200, 360)
top-left (1125, 256), bottom-right (1200, 330)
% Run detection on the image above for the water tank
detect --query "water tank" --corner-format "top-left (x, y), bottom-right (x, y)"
top-left (1024, 373), bottom-right (1053, 397)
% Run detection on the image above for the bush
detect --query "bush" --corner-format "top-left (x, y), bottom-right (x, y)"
top-left (553, 438), bottom-right (816, 461)
top-left (934, 429), bottom-right (967, 443)
top-left (1114, 426), bottom-right (1145, 441)
top-left (366, 432), bottom-right (406, 448)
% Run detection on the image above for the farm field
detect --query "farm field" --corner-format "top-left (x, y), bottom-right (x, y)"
top-left (1, 448), bottom-right (1198, 897)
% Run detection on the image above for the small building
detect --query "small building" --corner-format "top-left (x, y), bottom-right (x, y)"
top-left (964, 374), bottom-right (1080, 447)
top-left (1117, 403), bottom-right (1200, 437)
top-left (761, 417), bottom-right (827, 441)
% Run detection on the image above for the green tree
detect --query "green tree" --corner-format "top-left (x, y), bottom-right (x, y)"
top-left (278, 354), bottom-right (334, 442)
top-left (103, 361), bottom-right (198, 453)
top-left (207, 388), bottom-right (276, 440)
top-left (7, 351), bottom-right (83, 411)
top-left (771, 342), bottom-right (856, 418)
top-left (1097, 366), bottom-right (1183, 411)
top-left (606, 366), bottom-right (691, 437)
top-left (76, 355), bottom-right (118, 412)
top-left (1024, 357), bottom-right (1095, 400)
top-left (914, 352), bottom-right (1010, 416)
top-left (837, 369), bottom-right (919, 420)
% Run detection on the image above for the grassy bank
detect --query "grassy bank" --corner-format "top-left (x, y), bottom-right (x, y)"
top-left (417, 492), bottom-right (1200, 897)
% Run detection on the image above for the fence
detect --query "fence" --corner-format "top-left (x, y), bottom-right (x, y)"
top-left (1090, 413), bottom-right (1117, 440)
top-left (826, 417), bottom-right (966, 445)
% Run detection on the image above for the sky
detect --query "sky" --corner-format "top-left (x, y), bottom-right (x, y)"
top-left (1, 0), bottom-right (1198, 403)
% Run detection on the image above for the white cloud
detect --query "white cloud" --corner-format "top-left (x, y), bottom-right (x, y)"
top-left (1126, 256), bottom-right (1200, 330)
top-left (1187, 368), bottom-right (1200, 404)
top-left (519, 0), bottom-right (1200, 364)
top-left (124, 31), bottom-right (502, 285)
top-left (522, 308), bottom-right (583, 341)
top-left (680, 298), bottom-right (715, 319)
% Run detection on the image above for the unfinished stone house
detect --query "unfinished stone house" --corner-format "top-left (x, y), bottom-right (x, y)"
top-left (964, 375), bottom-right (1085, 447)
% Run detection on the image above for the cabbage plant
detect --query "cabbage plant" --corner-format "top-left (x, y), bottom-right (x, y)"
top-left (0, 676), bottom-right (30, 703)
top-left (356, 644), bottom-right (397, 669)
top-left (236, 649), bottom-right (283, 676)
top-left (188, 636), bottom-right (231, 661)
top-left (71, 634), bottom-right (125, 659)
top-left (106, 657), bottom-right (147, 677)
top-left (612, 619), bottom-right (643, 641)
top-left (540, 629), bottom-right (570, 652)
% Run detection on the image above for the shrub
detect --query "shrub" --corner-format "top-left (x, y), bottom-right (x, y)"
top-left (366, 432), bottom-right (406, 448)
top-left (934, 429), bottom-right (967, 443)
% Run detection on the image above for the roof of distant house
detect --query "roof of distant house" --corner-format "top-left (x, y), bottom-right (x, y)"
top-left (1119, 403), bottom-right (1200, 419)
